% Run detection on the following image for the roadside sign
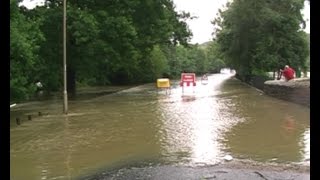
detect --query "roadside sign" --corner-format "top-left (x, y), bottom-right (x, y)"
top-left (180, 73), bottom-right (196, 86)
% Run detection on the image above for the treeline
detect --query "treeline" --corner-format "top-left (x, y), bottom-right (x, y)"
top-left (11, 0), bottom-right (310, 102)
top-left (10, 0), bottom-right (223, 102)
top-left (213, 0), bottom-right (309, 82)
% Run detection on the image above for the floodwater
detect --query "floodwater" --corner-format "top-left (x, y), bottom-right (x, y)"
top-left (10, 73), bottom-right (310, 180)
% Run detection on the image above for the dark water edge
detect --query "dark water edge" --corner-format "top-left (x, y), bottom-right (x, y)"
top-left (11, 85), bottom-right (135, 104)
top-left (235, 74), bottom-right (310, 108)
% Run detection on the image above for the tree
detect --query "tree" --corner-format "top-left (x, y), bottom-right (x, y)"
top-left (206, 41), bottom-right (226, 73)
top-left (13, 0), bottom-right (192, 101)
top-left (10, 0), bottom-right (45, 101)
top-left (214, 0), bottom-right (309, 81)
top-left (149, 45), bottom-right (170, 80)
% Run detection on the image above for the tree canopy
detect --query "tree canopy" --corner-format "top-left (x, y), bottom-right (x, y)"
top-left (11, 0), bottom-right (310, 102)
top-left (10, 0), bottom-right (45, 101)
top-left (213, 0), bottom-right (309, 81)
top-left (11, 0), bottom-right (196, 101)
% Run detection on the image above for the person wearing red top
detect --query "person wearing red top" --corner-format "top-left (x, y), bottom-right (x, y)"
top-left (280, 65), bottom-right (295, 81)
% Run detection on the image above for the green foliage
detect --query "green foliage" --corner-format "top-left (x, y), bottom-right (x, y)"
top-left (11, 0), bottom-right (193, 101)
top-left (10, 0), bottom-right (45, 101)
top-left (169, 43), bottom-right (221, 75)
top-left (214, 0), bottom-right (309, 81)
top-left (150, 45), bottom-right (169, 79)
top-left (205, 41), bottom-right (226, 72)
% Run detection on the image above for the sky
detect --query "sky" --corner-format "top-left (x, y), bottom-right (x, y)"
top-left (21, 0), bottom-right (310, 44)
top-left (173, 0), bottom-right (310, 44)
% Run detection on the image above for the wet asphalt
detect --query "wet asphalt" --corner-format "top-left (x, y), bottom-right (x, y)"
top-left (83, 165), bottom-right (310, 180)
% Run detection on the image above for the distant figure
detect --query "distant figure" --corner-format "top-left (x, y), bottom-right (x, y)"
top-left (201, 74), bottom-right (208, 81)
top-left (280, 65), bottom-right (295, 81)
top-left (35, 80), bottom-right (43, 97)
top-left (201, 74), bottom-right (208, 85)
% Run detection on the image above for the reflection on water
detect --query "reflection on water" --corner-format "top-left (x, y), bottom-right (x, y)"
top-left (10, 73), bottom-right (309, 179)
top-left (220, 78), bottom-right (310, 164)
top-left (156, 74), bottom-right (243, 166)
top-left (301, 128), bottom-right (310, 163)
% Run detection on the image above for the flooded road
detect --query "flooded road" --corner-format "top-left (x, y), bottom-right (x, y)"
top-left (10, 73), bottom-right (310, 180)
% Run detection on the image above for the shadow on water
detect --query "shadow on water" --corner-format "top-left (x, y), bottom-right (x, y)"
top-left (10, 73), bottom-right (309, 180)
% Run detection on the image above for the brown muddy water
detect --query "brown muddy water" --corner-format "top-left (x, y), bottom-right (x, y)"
top-left (10, 73), bottom-right (310, 180)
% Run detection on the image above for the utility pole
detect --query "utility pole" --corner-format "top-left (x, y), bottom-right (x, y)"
top-left (63, 0), bottom-right (68, 114)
